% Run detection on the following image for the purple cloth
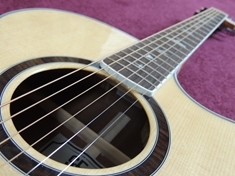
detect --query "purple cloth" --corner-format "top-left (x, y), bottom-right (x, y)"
top-left (1, 0), bottom-right (235, 120)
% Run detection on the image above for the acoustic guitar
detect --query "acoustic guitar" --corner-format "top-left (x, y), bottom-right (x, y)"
top-left (0, 7), bottom-right (234, 176)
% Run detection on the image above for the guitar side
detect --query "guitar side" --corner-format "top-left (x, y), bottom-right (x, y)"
top-left (0, 9), bottom-right (235, 175)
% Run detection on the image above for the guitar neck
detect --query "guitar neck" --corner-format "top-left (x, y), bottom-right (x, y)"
top-left (101, 8), bottom-right (227, 96)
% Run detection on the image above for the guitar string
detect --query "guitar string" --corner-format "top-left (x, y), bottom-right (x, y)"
top-left (23, 10), bottom-right (223, 175)
top-left (0, 9), bottom-right (219, 164)
top-left (0, 9), bottom-right (220, 169)
top-left (6, 9), bottom-right (228, 175)
top-left (56, 11), bottom-right (225, 176)
top-left (0, 8), bottom-right (222, 172)
top-left (0, 12), bottom-right (215, 147)
top-left (0, 16), bottom-right (210, 130)
top-left (1, 12), bottom-right (216, 162)
top-left (0, 9), bottom-right (217, 148)
top-left (0, 8), bottom-right (216, 129)
top-left (27, 11), bottom-right (219, 175)
top-left (0, 7), bottom-right (214, 110)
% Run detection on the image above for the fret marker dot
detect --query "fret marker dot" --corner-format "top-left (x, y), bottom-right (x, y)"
top-left (135, 62), bottom-right (144, 68)
top-left (145, 54), bottom-right (154, 59)
top-left (166, 36), bottom-right (187, 49)
top-left (157, 48), bottom-right (169, 57)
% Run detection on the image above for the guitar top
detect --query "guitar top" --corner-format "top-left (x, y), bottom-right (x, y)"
top-left (0, 7), bottom-right (234, 176)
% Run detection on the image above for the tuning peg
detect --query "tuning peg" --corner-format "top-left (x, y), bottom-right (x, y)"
top-left (194, 7), bottom-right (208, 15)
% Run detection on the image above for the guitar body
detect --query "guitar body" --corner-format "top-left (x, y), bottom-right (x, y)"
top-left (0, 9), bottom-right (235, 175)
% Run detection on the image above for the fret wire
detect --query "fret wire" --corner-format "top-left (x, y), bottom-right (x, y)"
top-left (190, 31), bottom-right (205, 40)
top-left (113, 51), bottom-right (164, 87)
top-left (108, 8), bottom-right (218, 73)
top-left (123, 49), bottom-right (174, 76)
top-left (135, 55), bottom-right (171, 75)
top-left (138, 73), bottom-right (161, 89)
top-left (141, 45), bottom-right (180, 73)
top-left (188, 24), bottom-right (210, 35)
top-left (119, 57), bottom-right (164, 85)
top-left (210, 16), bottom-right (224, 25)
top-left (147, 44), bottom-right (180, 68)
top-left (130, 52), bottom-right (142, 59)
top-left (154, 38), bottom-right (189, 57)
top-left (132, 59), bottom-right (168, 80)
top-left (165, 36), bottom-right (192, 52)
top-left (137, 49), bottom-right (148, 55)
top-left (126, 9), bottom-right (218, 84)
top-left (152, 40), bottom-right (188, 64)
top-left (183, 27), bottom-right (204, 39)
top-left (129, 45), bottom-right (138, 51)
top-left (114, 51), bottom-right (166, 84)
top-left (122, 48), bottom-right (133, 54)
top-left (186, 34), bottom-right (200, 44)
top-left (134, 55), bottom-right (170, 79)
top-left (180, 27), bottom-right (200, 44)
top-left (177, 33), bottom-right (200, 48)
top-left (108, 54), bottom-right (121, 62)
top-left (203, 22), bottom-right (217, 31)
top-left (127, 45), bottom-right (141, 52)
top-left (148, 42), bottom-right (179, 65)
top-left (175, 36), bottom-right (197, 48)
top-left (151, 48), bottom-right (182, 65)
top-left (137, 9), bottom-right (221, 88)
top-left (144, 53), bottom-right (178, 72)
top-left (169, 49), bottom-right (186, 61)
top-left (194, 20), bottom-right (219, 36)
top-left (103, 9), bottom-right (222, 91)
top-left (120, 68), bottom-right (157, 89)
top-left (212, 16), bottom-right (223, 23)
top-left (150, 8), bottom-right (216, 40)
top-left (197, 17), bottom-right (219, 31)
top-left (152, 31), bottom-right (198, 48)
top-left (157, 52), bottom-right (179, 66)
top-left (143, 8), bottom-right (218, 52)
top-left (198, 25), bottom-right (211, 34)
top-left (195, 14), bottom-right (224, 34)
top-left (116, 51), bottom-right (126, 57)
top-left (138, 46), bottom-right (150, 53)
top-left (155, 10), bottom-right (219, 54)
top-left (165, 28), bottom-right (198, 47)
top-left (161, 36), bottom-right (193, 52)
top-left (138, 70), bottom-right (162, 85)
top-left (189, 14), bottom-right (221, 36)
top-left (191, 30), bottom-right (205, 39)
top-left (196, 30), bottom-right (208, 38)
top-left (151, 13), bottom-right (223, 56)
top-left (150, 39), bottom-right (188, 62)
top-left (210, 20), bottom-right (218, 25)
top-left (194, 21), bottom-right (212, 32)
top-left (148, 60), bottom-right (173, 76)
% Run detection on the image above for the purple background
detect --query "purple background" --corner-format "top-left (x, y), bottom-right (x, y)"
top-left (1, 0), bottom-right (235, 120)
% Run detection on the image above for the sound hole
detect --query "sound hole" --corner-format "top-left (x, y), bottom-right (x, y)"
top-left (10, 69), bottom-right (150, 169)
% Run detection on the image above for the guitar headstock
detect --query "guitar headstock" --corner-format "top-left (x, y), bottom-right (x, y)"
top-left (220, 17), bottom-right (235, 36)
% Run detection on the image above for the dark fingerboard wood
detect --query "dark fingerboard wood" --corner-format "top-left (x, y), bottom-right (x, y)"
top-left (101, 8), bottom-right (227, 96)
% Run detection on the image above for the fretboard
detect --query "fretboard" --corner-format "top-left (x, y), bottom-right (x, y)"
top-left (100, 8), bottom-right (227, 96)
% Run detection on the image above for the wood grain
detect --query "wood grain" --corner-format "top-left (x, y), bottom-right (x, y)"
top-left (0, 8), bottom-right (234, 175)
